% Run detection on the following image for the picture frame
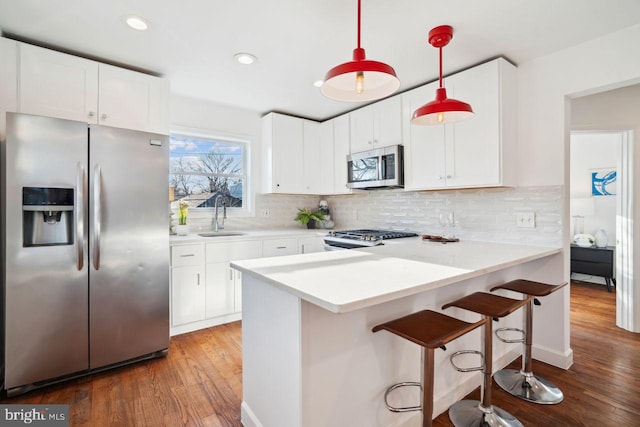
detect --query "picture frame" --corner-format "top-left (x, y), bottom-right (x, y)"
top-left (591, 168), bottom-right (617, 196)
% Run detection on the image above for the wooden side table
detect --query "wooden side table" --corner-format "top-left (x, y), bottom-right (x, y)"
top-left (570, 244), bottom-right (616, 292)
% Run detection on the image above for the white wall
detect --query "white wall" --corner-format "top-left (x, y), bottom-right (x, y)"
top-left (517, 24), bottom-right (640, 187)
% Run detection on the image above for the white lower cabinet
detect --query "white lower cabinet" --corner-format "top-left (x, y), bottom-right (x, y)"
top-left (298, 235), bottom-right (326, 254)
top-left (170, 233), bottom-right (327, 335)
top-left (205, 240), bottom-right (262, 320)
top-left (170, 244), bottom-right (206, 327)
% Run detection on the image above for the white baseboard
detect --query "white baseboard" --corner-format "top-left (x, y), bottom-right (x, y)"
top-left (170, 312), bottom-right (242, 336)
top-left (533, 344), bottom-right (574, 369)
top-left (241, 401), bottom-right (262, 427)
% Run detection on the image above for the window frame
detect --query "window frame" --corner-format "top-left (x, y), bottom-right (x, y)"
top-left (169, 126), bottom-right (252, 217)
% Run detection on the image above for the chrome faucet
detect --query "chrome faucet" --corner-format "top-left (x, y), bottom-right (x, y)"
top-left (213, 195), bottom-right (227, 232)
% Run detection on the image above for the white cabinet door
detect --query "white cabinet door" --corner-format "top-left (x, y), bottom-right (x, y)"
top-left (0, 37), bottom-right (17, 141)
top-left (349, 105), bottom-right (375, 153)
top-left (171, 265), bottom-right (205, 326)
top-left (205, 262), bottom-right (234, 318)
top-left (332, 114), bottom-right (352, 194)
top-left (402, 83), bottom-right (448, 190)
top-left (98, 64), bottom-right (169, 134)
top-left (262, 113), bottom-right (304, 193)
top-left (350, 96), bottom-right (402, 153)
top-left (298, 236), bottom-right (325, 254)
top-left (302, 120), bottom-right (322, 194)
top-left (205, 240), bottom-right (262, 317)
top-left (375, 95), bottom-right (403, 148)
top-left (319, 121), bottom-right (335, 194)
top-left (18, 43), bottom-right (99, 123)
top-left (233, 269), bottom-right (243, 313)
top-left (445, 60), bottom-right (501, 187)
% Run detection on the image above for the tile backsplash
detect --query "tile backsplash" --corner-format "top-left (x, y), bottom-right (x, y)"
top-left (182, 186), bottom-right (563, 247)
top-left (325, 186), bottom-right (563, 246)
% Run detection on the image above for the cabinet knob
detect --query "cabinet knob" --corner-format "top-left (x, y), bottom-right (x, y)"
top-left (446, 175), bottom-right (452, 179)
top-left (438, 176), bottom-right (444, 180)
top-left (101, 114), bottom-right (107, 120)
top-left (88, 111), bottom-right (95, 118)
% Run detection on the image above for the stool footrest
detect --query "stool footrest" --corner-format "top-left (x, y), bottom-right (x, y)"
top-left (495, 327), bottom-right (525, 343)
top-left (450, 350), bottom-right (484, 372)
top-left (384, 382), bottom-right (422, 412)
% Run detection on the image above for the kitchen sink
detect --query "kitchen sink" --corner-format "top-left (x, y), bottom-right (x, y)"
top-left (197, 232), bottom-right (246, 238)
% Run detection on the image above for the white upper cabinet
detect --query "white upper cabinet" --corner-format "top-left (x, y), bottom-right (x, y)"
top-left (0, 37), bottom-right (18, 141)
top-left (332, 113), bottom-right (352, 194)
top-left (19, 43), bottom-right (99, 124)
top-left (17, 42), bottom-right (169, 134)
top-left (402, 58), bottom-right (517, 190)
top-left (302, 120), bottom-right (323, 194)
top-left (262, 112), bottom-right (304, 193)
top-left (262, 113), bottom-right (333, 195)
top-left (349, 95), bottom-right (402, 153)
top-left (402, 82), bottom-right (448, 189)
top-left (98, 64), bottom-right (169, 134)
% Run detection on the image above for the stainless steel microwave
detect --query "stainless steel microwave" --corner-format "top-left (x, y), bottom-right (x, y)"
top-left (347, 144), bottom-right (404, 189)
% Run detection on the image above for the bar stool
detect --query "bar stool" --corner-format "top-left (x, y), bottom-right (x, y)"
top-left (490, 279), bottom-right (567, 404)
top-left (372, 310), bottom-right (485, 427)
top-left (442, 292), bottom-right (528, 427)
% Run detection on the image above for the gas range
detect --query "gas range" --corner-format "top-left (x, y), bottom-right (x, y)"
top-left (323, 229), bottom-right (418, 250)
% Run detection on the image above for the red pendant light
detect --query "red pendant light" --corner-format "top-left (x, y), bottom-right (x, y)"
top-left (412, 25), bottom-right (474, 125)
top-left (321, 0), bottom-right (400, 102)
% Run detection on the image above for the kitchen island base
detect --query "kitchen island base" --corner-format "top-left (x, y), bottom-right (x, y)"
top-left (239, 252), bottom-right (566, 427)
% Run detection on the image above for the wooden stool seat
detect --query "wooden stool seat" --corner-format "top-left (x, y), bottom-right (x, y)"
top-left (372, 310), bottom-right (484, 427)
top-left (441, 291), bottom-right (528, 318)
top-left (372, 309), bottom-right (485, 349)
top-left (489, 280), bottom-right (567, 405)
top-left (490, 279), bottom-right (567, 297)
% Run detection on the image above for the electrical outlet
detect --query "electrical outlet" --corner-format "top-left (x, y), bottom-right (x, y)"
top-left (352, 210), bottom-right (358, 220)
top-left (260, 209), bottom-right (270, 218)
top-left (516, 212), bottom-right (535, 228)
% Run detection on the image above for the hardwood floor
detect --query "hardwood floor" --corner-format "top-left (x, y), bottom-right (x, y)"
top-left (2, 282), bottom-right (639, 426)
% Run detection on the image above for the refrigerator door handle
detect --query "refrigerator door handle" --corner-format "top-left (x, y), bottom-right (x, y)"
top-left (93, 164), bottom-right (101, 270)
top-left (76, 162), bottom-right (85, 271)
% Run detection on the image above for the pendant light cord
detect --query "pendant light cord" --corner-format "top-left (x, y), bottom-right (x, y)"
top-left (357, 0), bottom-right (361, 49)
top-left (439, 47), bottom-right (443, 88)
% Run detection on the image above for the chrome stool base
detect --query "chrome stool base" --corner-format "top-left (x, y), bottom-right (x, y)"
top-left (494, 369), bottom-right (564, 404)
top-left (448, 400), bottom-right (523, 427)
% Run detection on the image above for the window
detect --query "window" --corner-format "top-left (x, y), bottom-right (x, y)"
top-left (169, 133), bottom-right (247, 211)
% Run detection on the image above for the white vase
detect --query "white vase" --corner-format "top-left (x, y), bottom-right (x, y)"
top-left (176, 224), bottom-right (189, 236)
top-left (594, 229), bottom-right (608, 248)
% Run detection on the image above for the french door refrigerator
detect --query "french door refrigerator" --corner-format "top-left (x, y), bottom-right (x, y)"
top-left (1, 112), bottom-right (170, 396)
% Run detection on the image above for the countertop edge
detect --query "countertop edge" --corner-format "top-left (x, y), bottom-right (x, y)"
top-left (231, 245), bottom-right (562, 314)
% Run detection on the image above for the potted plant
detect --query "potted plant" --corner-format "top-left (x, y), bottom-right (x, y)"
top-left (294, 208), bottom-right (326, 229)
top-left (176, 200), bottom-right (190, 235)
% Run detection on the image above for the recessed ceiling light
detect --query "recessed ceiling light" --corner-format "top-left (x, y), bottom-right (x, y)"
top-left (313, 80), bottom-right (323, 88)
top-left (234, 53), bottom-right (257, 65)
top-left (125, 16), bottom-right (149, 31)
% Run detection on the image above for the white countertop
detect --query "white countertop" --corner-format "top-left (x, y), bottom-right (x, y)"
top-left (170, 228), bottom-right (327, 245)
top-left (231, 238), bottom-right (561, 314)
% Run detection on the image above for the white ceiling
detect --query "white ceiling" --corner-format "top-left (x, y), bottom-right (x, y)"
top-left (1, 0), bottom-right (639, 121)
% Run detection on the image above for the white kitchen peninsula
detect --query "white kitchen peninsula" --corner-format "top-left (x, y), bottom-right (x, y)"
top-left (232, 239), bottom-right (564, 427)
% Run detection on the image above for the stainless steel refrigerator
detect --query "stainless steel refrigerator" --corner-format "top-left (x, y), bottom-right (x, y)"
top-left (1, 112), bottom-right (169, 396)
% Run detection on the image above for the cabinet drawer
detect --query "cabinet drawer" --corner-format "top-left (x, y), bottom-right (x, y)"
top-left (570, 246), bottom-right (613, 263)
top-left (263, 238), bottom-right (298, 257)
top-left (171, 244), bottom-right (204, 267)
top-left (206, 240), bottom-right (263, 263)
top-left (571, 260), bottom-right (613, 277)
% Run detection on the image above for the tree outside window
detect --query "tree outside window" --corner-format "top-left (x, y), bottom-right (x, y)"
top-left (169, 134), bottom-right (246, 209)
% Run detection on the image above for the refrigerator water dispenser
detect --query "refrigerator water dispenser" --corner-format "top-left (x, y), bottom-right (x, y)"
top-left (23, 187), bottom-right (74, 247)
